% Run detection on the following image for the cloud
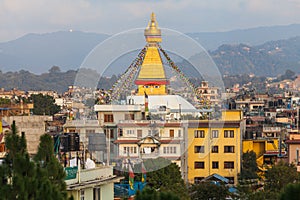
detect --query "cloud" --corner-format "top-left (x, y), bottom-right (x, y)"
top-left (0, 0), bottom-right (300, 42)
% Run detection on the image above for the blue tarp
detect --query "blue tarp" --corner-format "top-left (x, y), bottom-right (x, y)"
top-left (114, 182), bottom-right (146, 197)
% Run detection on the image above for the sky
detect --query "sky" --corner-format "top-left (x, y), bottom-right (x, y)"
top-left (1, 0), bottom-right (300, 42)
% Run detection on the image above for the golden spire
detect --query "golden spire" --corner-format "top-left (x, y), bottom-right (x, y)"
top-left (144, 12), bottom-right (162, 43)
top-left (135, 12), bottom-right (168, 96)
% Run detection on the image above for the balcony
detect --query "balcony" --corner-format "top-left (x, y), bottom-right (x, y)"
top-left (140, 152), bottom-right (159, 159)
top-left (263, 126), bottom-right (281, 132)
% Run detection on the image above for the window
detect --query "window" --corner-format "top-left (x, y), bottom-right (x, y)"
top-left (104, 129), bottom-right (114, 138)
top-left (212, 130), bottom-right (219, 138)
top-left (130, 147), bottom-right (137, 154)
top-left (224, 161), bottom-right (234, 169)
top-left (178, 129), bottom-right (181, 137)
top-left (225, 177), bottom-right (235, 184)
top-left (125, 113), bottom-right (134, 120)
top-left (119, 128), bottom-right (123, 137)
top-left (211, 145), bottom-right (219, 153)
top-left (124, 146), bottom-right (137, 154)
top-left (80, 189), bottom-right (85, 200)
top-left (194, 146), bottom-right (205, 153)
top-left (86, 129), bottom-right (95, 134)
top-left (169, 129), bottom-right (174, 138)
top-left (212, 161), bottom-right (219, 169)
top-left (173, 147), bottom-right (176, 154)
top-left (194, 177), bottom-right (204, 184)
top-left (93, 187), bottom-right (100, 200)
top-left (163, 146), bottom-right (177, 154)
top-left (224, 130), bottom-right (234, 138)
top-left (194, 130), bottom-right (205, 138)
top-left (126, 130), bottom-right (135, 135)
top-left (194, 161), bottom-right (205, 169)
top-left (224, 146), bottom-right (235, 153)
top-left (137, 130), bottom-right (142, 138)
top-left (104, 114), bottom-right (113, 122)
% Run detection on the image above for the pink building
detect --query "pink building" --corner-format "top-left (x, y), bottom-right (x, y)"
top-left (285, 133), bottom-right (300, 172)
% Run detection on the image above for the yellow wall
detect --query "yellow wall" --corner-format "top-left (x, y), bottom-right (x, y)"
top-left (187, 124), bottom-right (242, 184)
top-left (138, 46), bottom-right (165, 79)
top-left (137, 84), bottom-right (166, 95)
top-left (242, 138), bottom-right (279, 168)
top-left (221, 110), bottom-right (243, 121)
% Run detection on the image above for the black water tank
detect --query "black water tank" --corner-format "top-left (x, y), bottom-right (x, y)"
top-left (60, 135), bottom-right (69, 152)
top-left (68, 133), bottom-right (80, 151)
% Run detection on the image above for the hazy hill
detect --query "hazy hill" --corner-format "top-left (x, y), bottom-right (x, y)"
top-left (0, 31), bottom-right (109, 74)
top-left (210, 36), bottom-right (300, 76)
top-left (0, 24), bottom-right (300, 76)
top-left (188, 23), bottom-right (300, 50)
top-left (1, 24), bottom-right (300, 74)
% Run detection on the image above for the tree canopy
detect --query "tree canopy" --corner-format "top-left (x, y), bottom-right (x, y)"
top-left (32, 94), bottom-right (60, 115)
top-left (141, 158), bottom-right (190, 200)
top-left (189, 182), bottom-right (229, 200)
top-left (0, 121), bottom-right (69, 199)
top-left (240, 150), bottom-right (258, 180)
top-left (135, 187), bottom-right (180, 200)
top-left (265, 160), bottom-right (299, 192)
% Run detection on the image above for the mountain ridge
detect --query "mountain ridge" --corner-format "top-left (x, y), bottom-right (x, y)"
top-left (1, 24), bottom-right (300, 75)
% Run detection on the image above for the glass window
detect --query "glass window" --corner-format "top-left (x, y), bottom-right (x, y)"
top-left (178, 130), bottom-right (181, 137)
top-left (224, 146), bottom-right (235, 153)
top-left (104, 114), bottom-right (114, 122)
top-left (137, 130), bottom-right (142, 138)
top-left (194, 130), bottom-right (205, 138)
top-left (126, 130), bottom-right (135, 135)
top-left (169, 129), bottom-right (174, 138)
top-left (93, 187), bottom-right (100, 200)
top-left (194, 146), bottom-right (205, 153)
top-left (194, 161), bottom-right (205, 169)
top-left (211, 145), bottom-right (219, 153)
top-left (125, 113), bottom-right (135, 120)
top-left (212, 130), bottom-right (219, 138)
top-left (212, 161), bottom-right (219, 169)
top-left (224, 161), bottom-right (234, 169)
top-left (224, 130), bottom-right (234, 138)
top-left (80, 189), bottom-right (85, 200)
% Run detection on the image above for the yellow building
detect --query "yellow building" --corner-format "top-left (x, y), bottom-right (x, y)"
top-left (243, 124), bottom-right (283, 171)
top-left (187, 110), bottom-right (244, 185)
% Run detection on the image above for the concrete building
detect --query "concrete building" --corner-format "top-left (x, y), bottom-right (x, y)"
top-left (66, 166), bottom-right (122, 200)
top-left (285, 133), bottom-right (300, 172)
top-left (3, 115), bottom-right (52, 154)
top-left (187, 110), bottom-right (244, 185)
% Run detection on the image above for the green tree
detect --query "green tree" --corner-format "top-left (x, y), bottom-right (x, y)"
top-left (32, 94), bottom-right (60, 115)
top-left (135, 187), bottom-right (180, 200)
top-left (141, 158), bottom-right (190, 200)
top-left (34, 134), bottom-right (67, 200)
top-left (280, 183), bottom-right (300, 200)
top-left (0, 122), bottom-right (69, 200)
top-left (0, 121), bottom-right (37, 199)
top-left (189, 182), bottom-right (229, 200)
top-left (239, 150), bottom-right (258, 180)
top-left (265, 161), bottom-right (299, 193)
top-left (0, 98), bottom-right (10, 105)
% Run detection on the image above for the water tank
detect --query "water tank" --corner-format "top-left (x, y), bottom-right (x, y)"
top-left (68, 133), bottom-right (80, 151)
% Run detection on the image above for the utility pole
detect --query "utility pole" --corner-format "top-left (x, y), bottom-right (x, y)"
top-left (106, 126), bottom-right (110, 166)
top-left (297, 105), bottom-right (299, 133)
